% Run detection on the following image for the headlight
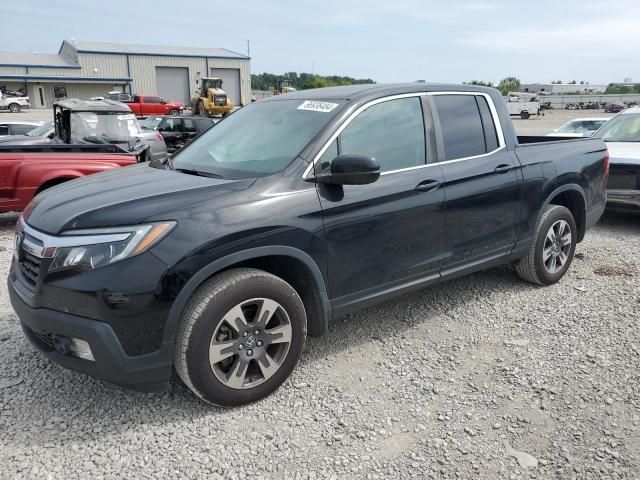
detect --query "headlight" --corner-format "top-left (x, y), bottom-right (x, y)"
top-left (48, 222), bottom-right (176, 273)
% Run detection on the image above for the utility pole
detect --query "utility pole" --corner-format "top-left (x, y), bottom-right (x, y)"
top-left (247, 39), bottom-right (250, 57)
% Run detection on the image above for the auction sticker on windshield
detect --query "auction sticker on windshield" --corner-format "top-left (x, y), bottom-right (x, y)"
top-left (297, 101), bottom-right (339, 113)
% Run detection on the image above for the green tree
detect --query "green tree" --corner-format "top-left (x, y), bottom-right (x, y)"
top-left (497, 77), bottom-right (521, 95)
top-left (467, 80), bottom-right (494, 87)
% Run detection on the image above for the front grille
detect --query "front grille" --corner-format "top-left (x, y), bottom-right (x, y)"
top-left (18, 250), bottom-right (41, 287)
top-left (214, 95), bottom-right (227, 106)
top-left (608, 164), bottom-right (640, 190)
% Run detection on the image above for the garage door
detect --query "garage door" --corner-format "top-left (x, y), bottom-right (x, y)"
top-left (210, 68), bottom-right (241, 106)
top-left (156, 67), bottom-right (190, 104)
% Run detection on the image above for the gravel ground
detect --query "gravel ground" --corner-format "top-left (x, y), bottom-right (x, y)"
top-left (0, 210), bottom-right (638, 479)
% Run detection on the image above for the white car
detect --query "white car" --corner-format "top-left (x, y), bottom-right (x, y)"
top-left (592, 107), bottom-right (640, 211)
top-left (547, 118), bottom-right (610, 138)
top-left (0, 121), bottom-right (42, 136)
top-left (0, 92), bottom-right (31, 113)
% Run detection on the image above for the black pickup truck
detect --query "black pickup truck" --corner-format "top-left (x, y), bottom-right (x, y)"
top-left (8, 84), bottom-right (608, 406)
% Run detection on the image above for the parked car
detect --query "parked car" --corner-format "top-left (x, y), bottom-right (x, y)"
top-left (127, 94), bottom-right (184, 117)
top-left (140, 115), bottom-right (215, 152)
top-left (51, 99), bottom-right (166, 162)
top-left (0, 145), bottom-right (137, 213)
top-left (105, 91), bottom-right (132, 102)
top-left (9, 84), bottom-right (608, 406)
top-left (592, 107), bottom-right (640, 211)
top-left (0, 91), bottom-right (30, 112)
top-left (0, 122), bottom-right (54, 145)
top-left (0, 121), bottom-right (42, 136)
top-left (547, 118), bottom-right (609, 137)
top-left (604, 102), bottom-right (626, 113)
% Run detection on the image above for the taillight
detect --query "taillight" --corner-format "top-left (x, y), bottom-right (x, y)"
top-left (603, 150), bottom-right (609, 178)
top-left (156, 132), bottom-right (164, 142)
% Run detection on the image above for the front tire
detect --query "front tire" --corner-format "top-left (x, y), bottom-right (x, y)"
top-left (169, 109), bottom-right (180, 116)
top-left (516, 205), bottom-right (577, 285)
top-left (8, 103), bottom-right (20, 113)
top-left (174, 268), bottom-right (307, 406)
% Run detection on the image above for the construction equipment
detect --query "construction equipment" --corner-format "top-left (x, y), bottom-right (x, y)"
top-left (193, 77), bottom-right (234, 117)
top-left (273, 79), bottom-right (297, 96)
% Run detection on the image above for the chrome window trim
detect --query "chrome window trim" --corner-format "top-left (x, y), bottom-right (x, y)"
top-left (302, 92), bottom-right (427, 179)
top-left (302, 90), bottom-right (507, 180)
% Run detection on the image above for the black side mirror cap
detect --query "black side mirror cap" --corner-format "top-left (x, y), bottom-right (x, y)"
top-left (315, 154), bottom-right (380, 185)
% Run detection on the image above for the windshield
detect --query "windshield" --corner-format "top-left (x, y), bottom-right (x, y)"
top-left (26, 122), bottom-right (53, 136)
top-left (594, 114), bottom-right (640, 142)
top-left (70, 112), bottom-right (141, 142)
top-left (557, 120), bottom-right (607, 134)
top-left (140, 116), bottom-right (163, 131)
top-left (173, 99), bottom-right (343, 178)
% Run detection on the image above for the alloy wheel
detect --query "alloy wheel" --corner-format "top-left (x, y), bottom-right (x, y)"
top-left (209, 298), bottom-right (292, 390)
top-left (542, 219), bottom-right (572, 274)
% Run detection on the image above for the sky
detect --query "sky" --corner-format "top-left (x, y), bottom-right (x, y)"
top-left (2, 0), bottom-right (639, 85)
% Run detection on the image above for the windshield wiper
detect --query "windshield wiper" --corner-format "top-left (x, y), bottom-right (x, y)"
top-left (174, 168), bottom-right (224, 179)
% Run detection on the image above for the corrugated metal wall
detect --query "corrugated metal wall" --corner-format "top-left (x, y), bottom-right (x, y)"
top-left (208, 57), bottom-right (251, 106)
top-left (129, 55), bottom-right (206, 99)
top-left (0, 49), bottom-right (250, 107)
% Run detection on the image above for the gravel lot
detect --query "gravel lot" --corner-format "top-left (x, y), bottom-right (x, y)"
top-left (0, 208), bottom-right (638, 479)
top-left (0, 105), bottom-right (635, 479)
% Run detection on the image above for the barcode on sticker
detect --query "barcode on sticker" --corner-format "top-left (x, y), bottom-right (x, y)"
top-left (297, 101), bottom-right (339, 113)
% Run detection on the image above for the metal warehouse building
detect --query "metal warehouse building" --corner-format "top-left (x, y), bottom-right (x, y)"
top-left (0, 40), bottom-right (251, 108)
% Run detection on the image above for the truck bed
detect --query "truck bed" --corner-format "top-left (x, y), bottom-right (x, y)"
top-left (516, 135), bottom-right (592, 145)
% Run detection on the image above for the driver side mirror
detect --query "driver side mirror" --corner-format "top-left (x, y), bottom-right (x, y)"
top-left (160, 100), bottom-right (167, 105)
top-left (315, 154), bottom-right (380, 185)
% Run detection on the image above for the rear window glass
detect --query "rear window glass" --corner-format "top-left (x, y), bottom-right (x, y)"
top-left (476, 97), bottom-right (499, 152)
top-left (433, 95), bottom-right (486, 160)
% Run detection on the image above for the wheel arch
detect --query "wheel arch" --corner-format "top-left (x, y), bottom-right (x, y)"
top-left (163, 246), bottom-right (331, 349)
top-left (541, 184), bottom-right (587, 242)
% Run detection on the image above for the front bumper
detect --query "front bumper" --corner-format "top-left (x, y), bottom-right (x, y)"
top-left (9, 279), bottom-right (172, 392)
top-left (606, 189), bottom-right (640, 212)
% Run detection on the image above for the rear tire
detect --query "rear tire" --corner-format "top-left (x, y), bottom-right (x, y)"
top-left (520, 111), bottom-right (530, 120)
top-left (8, 103), bottom-right (20, 113)
top-left (516, 205), bottom-right (577, 285)
top-left (174, 268), bottom-right (307, 406)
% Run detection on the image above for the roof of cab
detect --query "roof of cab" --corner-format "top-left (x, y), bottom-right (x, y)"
top-left (261, 83), bottom-right (498, 102)
top-left (53, 99), bottom-right (132, 113)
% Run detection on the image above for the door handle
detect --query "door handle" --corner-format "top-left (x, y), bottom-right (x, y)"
top-left (415, 179), bottom-right (442, 193)
top-left (494, 164), bottom-right (515, 174)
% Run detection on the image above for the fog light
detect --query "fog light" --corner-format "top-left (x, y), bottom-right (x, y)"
top-left (69, 338), bottom-right (94, 361)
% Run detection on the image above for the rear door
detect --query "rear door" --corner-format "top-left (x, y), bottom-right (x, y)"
top-left (429, 92), bottom-right (521, 272)
top-left (315, 94), bottom-right (445, 311)
top-left (157, 118), bottom-right (183, 152)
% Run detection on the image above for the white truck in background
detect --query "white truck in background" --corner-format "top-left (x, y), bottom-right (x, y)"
top-left (505, 92), bottom-right (540, 120)
top-left (0, 91), bottom-right (31, 113)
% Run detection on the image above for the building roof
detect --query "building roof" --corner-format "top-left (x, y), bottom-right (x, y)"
top-left (0, 51), bottom-right (78, 68)
top-left (69, 40), bottom-right (249, 59)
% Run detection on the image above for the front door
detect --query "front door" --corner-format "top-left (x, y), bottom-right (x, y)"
top-left (429, 93), bottom-right (521, 272)
top-left (316, 95), bottom-right (445, 312)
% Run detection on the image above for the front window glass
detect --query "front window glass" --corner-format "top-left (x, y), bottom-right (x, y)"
top-left (173, 99), bottom-right (343, 178)
top-left (339, 97), bottom-right (426, 172)
top-left (70, 112), bottom-right (141, 142)
top-left (594, 114), bottom-right (640, 142)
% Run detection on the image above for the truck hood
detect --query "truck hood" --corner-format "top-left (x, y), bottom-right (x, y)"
top-left (24, 163), bottom-right (254, 234)
top-left (606, 142), bottom-right (640, 165)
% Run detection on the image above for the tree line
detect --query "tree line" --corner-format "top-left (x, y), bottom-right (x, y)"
top-left (251, 72), bottom-right (375, 91)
